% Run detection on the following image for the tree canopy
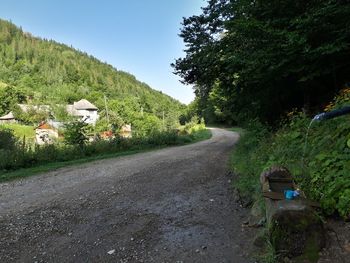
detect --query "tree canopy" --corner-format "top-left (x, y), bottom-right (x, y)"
top-left (173, 0), bottom-right (350, 124)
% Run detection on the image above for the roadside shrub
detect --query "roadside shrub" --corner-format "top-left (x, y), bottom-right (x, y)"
top-left (64, 120), bottom-right (88, 146)
top-left (230, 120), bottom-right (271, 202)
top-left (176, 135), bottom-right (193, 144)
top-left (132, 114), bottom-right (163, 137)
top-left (182, 116), bottom-right (203, 133)
top-left (231, 89), bottom-right (350, 218)
top-left (0, 128), bottom-right (27, 170)
top-left (146, 131), bottom-right (178, 146)
top-left (0, 126), bottom-right (211, 178)
top-left (178, 117), bottom-right (207, 136)
top-left (34, 144), bottom-right (59, 163)
top-left (0, 128), bottom-right (17, 150)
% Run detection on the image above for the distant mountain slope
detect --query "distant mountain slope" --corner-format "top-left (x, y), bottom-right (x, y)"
top-left (0, 19), bottom-right (184, 129)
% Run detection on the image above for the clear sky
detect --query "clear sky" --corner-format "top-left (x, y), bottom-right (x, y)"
top-left (0, 0), bottom-right (206, 104)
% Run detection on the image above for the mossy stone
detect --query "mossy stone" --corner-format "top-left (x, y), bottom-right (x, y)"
top-left (269, 208), bottom-right (324, 262)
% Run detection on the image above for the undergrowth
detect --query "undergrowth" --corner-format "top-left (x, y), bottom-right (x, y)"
top-left (0, 124), bottom-right (211, 181)
top-left (230, 88), bottom-right (350, 219)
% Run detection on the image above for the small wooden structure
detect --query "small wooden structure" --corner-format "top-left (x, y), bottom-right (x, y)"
top-left (35, 122), bottom-right (59, 145)
top-left (0, 112), bottom-right (16, 124)
top-left (261, 166), bottom-right (324, 261)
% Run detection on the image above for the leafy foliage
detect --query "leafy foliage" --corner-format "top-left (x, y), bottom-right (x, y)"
top-left (64, 121), bottom-right (88, 146)
top-left (0, 84), bottom-right (25, 115)
top-left (12, 105), bottom-right (49, 125)
top-left (0, 128), bottom-right (18, 150)
top-left (174, 0), bottom-right (350, 124)
top-left (231, 89), bottom-right (350, 219)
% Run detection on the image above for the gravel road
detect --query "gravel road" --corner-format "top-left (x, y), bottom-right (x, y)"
top-left (0, 128), bottom-right (253, 263)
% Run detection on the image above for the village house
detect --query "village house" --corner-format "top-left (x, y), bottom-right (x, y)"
top-left (0, 112), bottom-right (16, 124)
top-left (66, 99), bottom-right (99, 125)
top-left (17, 99), bottom-right (99, 125)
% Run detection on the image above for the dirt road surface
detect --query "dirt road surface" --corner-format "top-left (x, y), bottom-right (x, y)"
top-left (0, 128), bottom-right (254, 263)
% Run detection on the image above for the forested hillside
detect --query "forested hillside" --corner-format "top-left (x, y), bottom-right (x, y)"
top-left (0, 19), bottom-right (185, 132)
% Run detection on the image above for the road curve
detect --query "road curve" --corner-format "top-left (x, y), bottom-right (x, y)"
top-left (0, 128), bottom-right (252, 263)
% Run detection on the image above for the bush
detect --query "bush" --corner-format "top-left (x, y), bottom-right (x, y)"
top-left (0, 128), bottom-right (17, 150)
top-left (0, 125), bottom-right (211, 177)
top-left (64, 120), bottom-right (88, 146)
top-left (146, 131), bottom-right (178, 146)
top-left (179, 116), bottom-right (206, 135)
top-left (231, 89), bottom-right (350, 218)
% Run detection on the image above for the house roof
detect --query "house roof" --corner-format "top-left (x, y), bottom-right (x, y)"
top-left (0, 111), bottom-right (15, 120)
top-left (18, 104), bottom-right (50, 113)
top-left (35, 122), bottom-right (55, 130)
top-left (73, 99), bottom-right (98, 110)
top-left (66, 105), bottom-right (83, 116)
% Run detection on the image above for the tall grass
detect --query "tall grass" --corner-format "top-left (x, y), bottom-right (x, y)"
top-left (0, 125), bottom-right (211, 181)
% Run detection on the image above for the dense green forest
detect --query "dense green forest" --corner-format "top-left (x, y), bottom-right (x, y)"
top-left (0, 19), bottom-right (185, 133)
top-left (174, 0), bottom-right (350, 125)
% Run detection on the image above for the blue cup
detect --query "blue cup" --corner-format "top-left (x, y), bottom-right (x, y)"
top-left (284, 190), bottom-right (294, 200)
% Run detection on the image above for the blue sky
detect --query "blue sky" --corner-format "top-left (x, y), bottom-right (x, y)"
top-left (0, 0), bottom-right (206, 104)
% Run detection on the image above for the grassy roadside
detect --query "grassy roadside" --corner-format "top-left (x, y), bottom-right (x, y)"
top-left (228, 123), bottom-right (266, 202)
top-left (0, 129), bottom-right (212, 183)
top-left (188, 128), bottom-right (212, 142)
top-left (226, 127), bottom-right (246, 135)
top-left (227, 126), bottom-right (276, 262)
top-left (227, 89), bottom-right (350, 262)
top-left (228, 125), bottom-right (277, 263)
top-left (227, 126), bottom-right (263, 203)
top-left (229, 109), bottom-right (350, 220)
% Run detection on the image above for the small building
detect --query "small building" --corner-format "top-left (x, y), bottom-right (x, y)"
top-left (35, 122), bottom-right (59, 145)
top-left (120, 124), bottom-right (132, 138)
top-left (0, 112), bottom-right (16, 124)
top-left (66, 99), bottom-right (99, 125)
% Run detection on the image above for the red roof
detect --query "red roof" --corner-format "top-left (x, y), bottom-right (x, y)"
top-left (36, 122), bottom-right (55, 130)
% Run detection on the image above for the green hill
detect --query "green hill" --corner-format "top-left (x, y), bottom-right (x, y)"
top-left (0, 19), bottom-right (184, 133)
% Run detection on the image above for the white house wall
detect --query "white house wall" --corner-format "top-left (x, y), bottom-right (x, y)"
top-left (77, 110), bottom-right (99, 125)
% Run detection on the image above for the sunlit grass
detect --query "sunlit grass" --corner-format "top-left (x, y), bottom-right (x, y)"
top-left (0, 123), bottom-right (35, 139)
